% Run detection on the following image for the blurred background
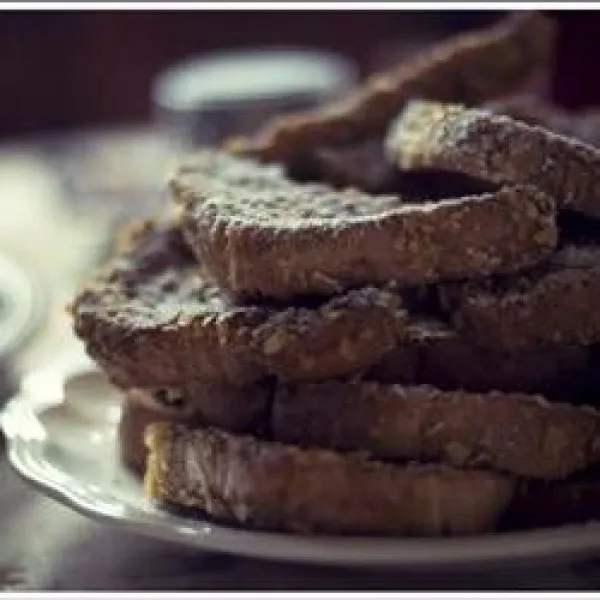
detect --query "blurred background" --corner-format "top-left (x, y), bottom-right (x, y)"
top-left (0, 10), bottom-right (597, 139)
top-left (0, 9), bottom-right (598, 398)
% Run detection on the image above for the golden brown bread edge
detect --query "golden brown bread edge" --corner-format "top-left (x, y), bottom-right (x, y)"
top-left (119, 384), bottom-right (272, 473)
top-left (145, 423), bottom-right (515, 536)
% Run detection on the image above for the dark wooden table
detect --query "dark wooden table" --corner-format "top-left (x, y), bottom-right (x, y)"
top-left (1, 128), bottom-right (599, 591)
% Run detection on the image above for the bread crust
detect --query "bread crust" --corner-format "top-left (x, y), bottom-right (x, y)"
top-left (368, 318), bottom-right (590, 399)
top-left (446, 245), bottom-right (600, 349)
top-left (119, 383), bottom-right (271, 473)
top-left (171, 151), bottom-right (557, 300)
top-left (386, 100), bottom-right (600, 219)
top-left (230, 12), bottom-right (555, 162)
top-left (485, 95), bottom-right (600, 148)
top-left (273, 381), bottom-right (600, 480)
top-left (145, 423), bottom-right (515, 535)
top-left (71, 220), bottom-right (405, 387)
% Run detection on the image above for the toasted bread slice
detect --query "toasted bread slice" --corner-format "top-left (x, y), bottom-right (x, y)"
top-left (119, 383), bottom-right (271, 473)
top-left (231, 12), bottom-right (555, 162)
top-left (386, 100), bottom-right (600, 219)
top-left (273, 381), bottom-right (600, 480)
top-left (485, 95), bottom-right (600, 148)
top-left (171, 150), bottom-right (556, 300)
top-left (71, 219), bottom-right (405, 387)
top-left (445, 245), bottom-right (600, 349)
top-left (369, 318), bottom-right (590, 399)
top-left (145, 423), bottom-right (515, 535)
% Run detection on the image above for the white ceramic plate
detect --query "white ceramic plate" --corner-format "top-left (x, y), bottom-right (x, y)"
top-left (2, 356), bottom-right (600, 569)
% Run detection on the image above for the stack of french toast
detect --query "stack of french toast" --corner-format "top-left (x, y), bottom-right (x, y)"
top-left (71, 12), bottom-right (600, 536)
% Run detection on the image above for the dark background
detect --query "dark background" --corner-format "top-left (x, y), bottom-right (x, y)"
top-left (0, 10), bottom-right (597, 140)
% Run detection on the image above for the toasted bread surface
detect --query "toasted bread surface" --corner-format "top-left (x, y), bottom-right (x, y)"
top-left (171, 151), bottom-right (557, 300)
top-left (145, 423), bottom-right (515, 535)
top-left (72, 220), bottom-right (405, 386)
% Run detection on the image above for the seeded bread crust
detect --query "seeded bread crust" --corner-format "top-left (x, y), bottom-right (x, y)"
top-left (71, 220), bottom-right (405, 387)
top-left (119, 384), bottom-right (271, 473)
top-left (369, 319), bottom-right (590, 399)
top-left (229, 12), bottom-right (555, 162)
top-left (273, 381), bottom-right (600, 480)
top-left (446, 245), bottom-right (600, 349)
top-left (145, 423), bottom-right (515, 535)
top-left (171, 151), bottom-right (557, 300)
top-left (386, 100), bottom-right (600, 219)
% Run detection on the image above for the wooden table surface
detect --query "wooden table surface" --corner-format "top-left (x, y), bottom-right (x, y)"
top-left (1, 128), bottom-right (599, 592)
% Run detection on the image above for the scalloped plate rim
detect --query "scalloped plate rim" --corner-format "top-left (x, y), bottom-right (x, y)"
top-left (2, 363), bottom-right (600, 569)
